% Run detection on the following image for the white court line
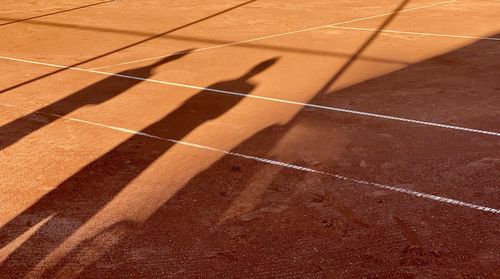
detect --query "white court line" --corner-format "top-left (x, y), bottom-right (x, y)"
top-left (329, 26), bottom-right (500, 41)
top-left (89, 0), bottom-right (456, 70)
top-left (1, 103), bottom-right (498, 215)
top-left (1, 55), bottom-right (499, 137)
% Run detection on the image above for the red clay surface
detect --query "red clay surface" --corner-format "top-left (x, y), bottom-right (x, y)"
top-left (0, 0), bottom-right (499, 278)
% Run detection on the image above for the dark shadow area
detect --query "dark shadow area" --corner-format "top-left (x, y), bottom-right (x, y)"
top-left (0, 50), bottom-right (192, 151)
top-left (0, 58), bottom-right (278, 278)
top-left (0, 0), bottom-right (114, 27)
top-left (0, 0), bottom-right (259, 95)
top-left (61, 35), bottom-right (499, 278)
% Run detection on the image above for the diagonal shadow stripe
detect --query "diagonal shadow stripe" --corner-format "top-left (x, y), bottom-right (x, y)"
top-left (0, 0), bottom-right (259, 95)
top-left (0, 0), bottom-right (114, 27)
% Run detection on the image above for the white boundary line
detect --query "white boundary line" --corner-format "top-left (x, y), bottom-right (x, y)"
top-left (1, 55), bottom-right (499, 137)
top-left (89, 0), bottom-right (457, 70)
top-left (329, 26), bottom-right (500, 41)
top-left (1, 103), bottom-right (498, 215)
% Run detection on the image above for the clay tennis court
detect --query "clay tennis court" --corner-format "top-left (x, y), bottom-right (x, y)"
top-left (0, 0), bottom-right (499, 277)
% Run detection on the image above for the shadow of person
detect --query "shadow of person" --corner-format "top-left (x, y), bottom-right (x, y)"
top-left (0, 57), bottom-right (279, 278)
top-left (62, 34), bottom-right (500, 278)
top-left (0, 49), bottom-right (192, 151)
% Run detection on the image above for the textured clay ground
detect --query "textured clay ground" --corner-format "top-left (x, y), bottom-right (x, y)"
top-left (0, 0), bottom-right (499, 278)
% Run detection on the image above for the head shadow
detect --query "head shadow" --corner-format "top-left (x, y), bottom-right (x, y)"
top-left (239, 57), bottom-right (279, 80)
top-left (128, 49), bottom-right (195, 77)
